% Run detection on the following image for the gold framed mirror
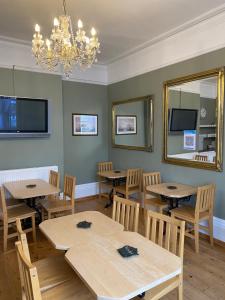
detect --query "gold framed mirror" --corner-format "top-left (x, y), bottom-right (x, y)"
top-left (112, 95), bottom-right (153, 151)
top-left (163, 68), bottom-right (224, 171)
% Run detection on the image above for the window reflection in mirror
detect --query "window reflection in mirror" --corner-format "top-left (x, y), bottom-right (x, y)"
top-left (163, 68), bottom-right (224, 171)
top-left (167, 77), bottom-right (217, 164)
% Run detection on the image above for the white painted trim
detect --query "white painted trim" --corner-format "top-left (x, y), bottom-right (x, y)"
top-left (200, 217), bottom-right (225, 243)
top-left (0, 39), bottom-right (108, 85)
top-left (75, 182), bottom-right (99, 199)
top-left (107, 9), bottom-right (225, 84)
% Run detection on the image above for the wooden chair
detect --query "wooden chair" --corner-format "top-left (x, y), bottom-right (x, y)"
top-left (115, 168), bottom-right (142, 199)
top-left (41, 175), bottom-right (76, 220)
top-left (171, 184), bottom-right (215, 253)
top-left (16, 218), bottom-right (74, 293)
top-left (15, 240), bottom-right (94, 300)
top-left (142, 172), bottom-right (168, 214)
top-left (112, 195), bottom-right (140, 232)
top-left (144, 210), bottom-right (185, 300)
top-left (47, 170), bottom-right (60, 201)
top-left (0, 186), bottom-right (36, 252)
top-left (194, 154), bottom-right (208, 162)
top-left (97, 161), bottom-right (113, 200)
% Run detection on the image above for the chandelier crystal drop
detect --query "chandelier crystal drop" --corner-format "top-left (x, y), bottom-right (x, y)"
top-left (32, 0), bottom-right (100, 77)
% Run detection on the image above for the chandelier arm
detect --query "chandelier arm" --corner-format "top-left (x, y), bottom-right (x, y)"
top-left (63, 0), bottom-right (67, 15)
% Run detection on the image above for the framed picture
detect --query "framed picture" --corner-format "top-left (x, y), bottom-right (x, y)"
top-left (116, 115), bottom-right (137, 135)
top-left (72, 114), bottom-right (98, 136)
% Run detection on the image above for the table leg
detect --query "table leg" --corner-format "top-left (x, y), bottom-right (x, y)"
top-left (104, 178), bottom-right (121, 208)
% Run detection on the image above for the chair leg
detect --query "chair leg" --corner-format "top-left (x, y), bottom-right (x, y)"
top-left (178, 274), bottom-right (183, 300)
top-left (48, 212), bottom-right (51, 220)
top-left (41, 208), bottom-right (45, 222)
top-left (3, 221), bottom-right (8, 252)
top-left (99, 183), bottom-right (102, 200)
top-left (194, 223), bottom-right (199, 253)
top-left (31, 215), bottom-right (36, 243)
top-left (208, 216), bottom-right (214, 246)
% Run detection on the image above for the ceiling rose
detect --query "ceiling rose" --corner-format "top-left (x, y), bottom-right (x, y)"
top-left (32, 0), bottom-right (100, 77)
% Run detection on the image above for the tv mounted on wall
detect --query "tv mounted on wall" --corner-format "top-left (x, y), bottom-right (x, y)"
top-left (169, 108), bottom-right (198, 132)
top-left (0, 96), bottom-right (51, 138)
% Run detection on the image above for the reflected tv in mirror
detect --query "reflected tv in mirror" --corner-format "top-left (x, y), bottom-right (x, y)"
top-left (169, 108), bottom-right (198, 132)
top-left (0, 96), bottom-right (51, 138)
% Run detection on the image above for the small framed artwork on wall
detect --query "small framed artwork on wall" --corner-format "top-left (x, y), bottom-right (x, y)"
top-left (72, 114), bottom-right (98, 136)
top-left (116, 115), bottom-right (137, 135)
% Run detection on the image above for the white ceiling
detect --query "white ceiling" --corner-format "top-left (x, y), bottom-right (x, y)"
top-left (0, 0), bottom-right (225, 64)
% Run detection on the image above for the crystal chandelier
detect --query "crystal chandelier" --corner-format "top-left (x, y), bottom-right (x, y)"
top-left (32, 0), bottom-right (100, 77)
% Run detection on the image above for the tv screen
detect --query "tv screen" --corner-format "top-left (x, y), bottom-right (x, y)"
top-left (0, 96), bottom-right (48, 133)
top-left (170, 108), bottom-right (198, 131)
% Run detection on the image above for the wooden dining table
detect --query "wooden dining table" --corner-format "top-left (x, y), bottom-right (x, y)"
top-left (97, 170), bottom-right (127, 208)
top-left (40, 211), bottom-right (182, 300)
top-left (146, 182), bottom-right (197, 210)
top-left (4, 179), bottom-right (60, 221)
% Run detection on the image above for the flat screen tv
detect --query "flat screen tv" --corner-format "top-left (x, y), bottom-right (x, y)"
top-left (169, 108), bottom-right (198, 132)
top-left (0, 96), bottom-right (51, 138)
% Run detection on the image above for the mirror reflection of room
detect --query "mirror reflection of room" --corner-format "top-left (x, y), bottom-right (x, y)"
top-left (167, 77), bottom-right (217, 164)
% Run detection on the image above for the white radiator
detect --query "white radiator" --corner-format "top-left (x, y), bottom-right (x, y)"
top-left (0, 165), bottom-right (58, 186)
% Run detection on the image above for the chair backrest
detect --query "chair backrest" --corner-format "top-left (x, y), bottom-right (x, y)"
top-left (195, 184), bottom-right (215, 217)
top-left (194, 154), bottom-right (208, 162)
top-left (126, 168), bottom-right (142, 190)
top-left (98, 161), bottom-right (113, 173)
top-left (112, 195), bottom-right (140, 232)
top-left (49, 170), bottom-right (60, 188)
top-left (0, 186), bottom-right (8, 221)
top-left (63, 175), bottom-right (76, 210)
top-left (16, 218), bottom-right (31, 262)
top-left (15, 241), bottom-right (42, 300)
top-left (145, 210), bottom-right (185, 260)
top-left (143, 172), bottom-right (161, 196)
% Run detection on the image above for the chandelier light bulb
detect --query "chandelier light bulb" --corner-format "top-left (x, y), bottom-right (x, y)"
top-left (46, 39), bottom-right (51, 49)
top-left (78, 19), bottom-right (83, 29)
top-left (54, 17), bottom-right (59, 27)
top-left (91, 27), bottom-right (96, 36)
top-left (35, 24), bottom-right (40, 33)
top-left (86, 37), bottom-right (90, 44)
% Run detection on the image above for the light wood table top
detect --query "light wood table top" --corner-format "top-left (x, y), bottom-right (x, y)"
top-left (98, 170), bottom-right (127, 179)
top-left (4, 179), bottom-right (60, 200)
top-left (65, 231), bottom-right (182, 300)
top-left (146, 182), bottom-right (197, 198)
top-left (39, 211), bottom-right (124, 250)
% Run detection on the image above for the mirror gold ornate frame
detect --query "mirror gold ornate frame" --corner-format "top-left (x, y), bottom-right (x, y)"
top-left (163, 68), bottom-right (224, 171)
top-left (112, 95), bottom-right (154, 151)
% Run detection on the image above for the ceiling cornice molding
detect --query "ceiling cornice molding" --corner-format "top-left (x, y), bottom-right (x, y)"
top-left (104, 3), bottom-right (225, 65)
top-left (1, 4), bottom-right (225, 85)
top-left (107, 8), bottom-right (225, 84)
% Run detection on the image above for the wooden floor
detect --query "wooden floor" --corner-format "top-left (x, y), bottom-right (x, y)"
top-left (0, 197), bottom-right (225, 300)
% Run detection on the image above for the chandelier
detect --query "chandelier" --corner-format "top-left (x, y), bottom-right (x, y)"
top-left (32, 0), bottom-right (100, 77)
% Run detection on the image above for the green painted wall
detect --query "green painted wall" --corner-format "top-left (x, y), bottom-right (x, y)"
top-left (62, 81), bottom-right (108, 184)
top-left (0, 68), bottom-right (64, 174)
top-left (108, 48), bottom-right (225, 220)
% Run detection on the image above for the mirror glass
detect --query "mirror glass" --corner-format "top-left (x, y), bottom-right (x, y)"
top-left (112, 96), bottom-right (153, 151)
top-left (164, 68), bottom-right (224, 171)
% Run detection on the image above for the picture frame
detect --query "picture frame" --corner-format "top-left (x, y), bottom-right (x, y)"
top-left (116, 115), bottom-right (137, 135)
top-left (72, 114), bottom-right (98, 136)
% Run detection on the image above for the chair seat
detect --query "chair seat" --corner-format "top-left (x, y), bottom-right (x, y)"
top-left (145, 197), bottom-right (168, 209)
top-left (41, 275), bottom-right (94, 300)
top-left (144, 276), bottom-right (179, 299)
top-left (7, 204), bottom-right (35, 223)
top-left (41, 199), bottom-right (73, 213)
top-left (35, 255), bottom-right (74, 292)
top-left (115, 184), bottom-right (139, 195)
top-left (6, 198), bottom-right (23, 207)
top-left (171, 206), bottom-right (209, 222)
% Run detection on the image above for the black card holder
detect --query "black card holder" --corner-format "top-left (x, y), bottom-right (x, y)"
top-left (117, 245), bottom-right (139, 257)
top-left (76, 221), bottom-right (92, 229)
